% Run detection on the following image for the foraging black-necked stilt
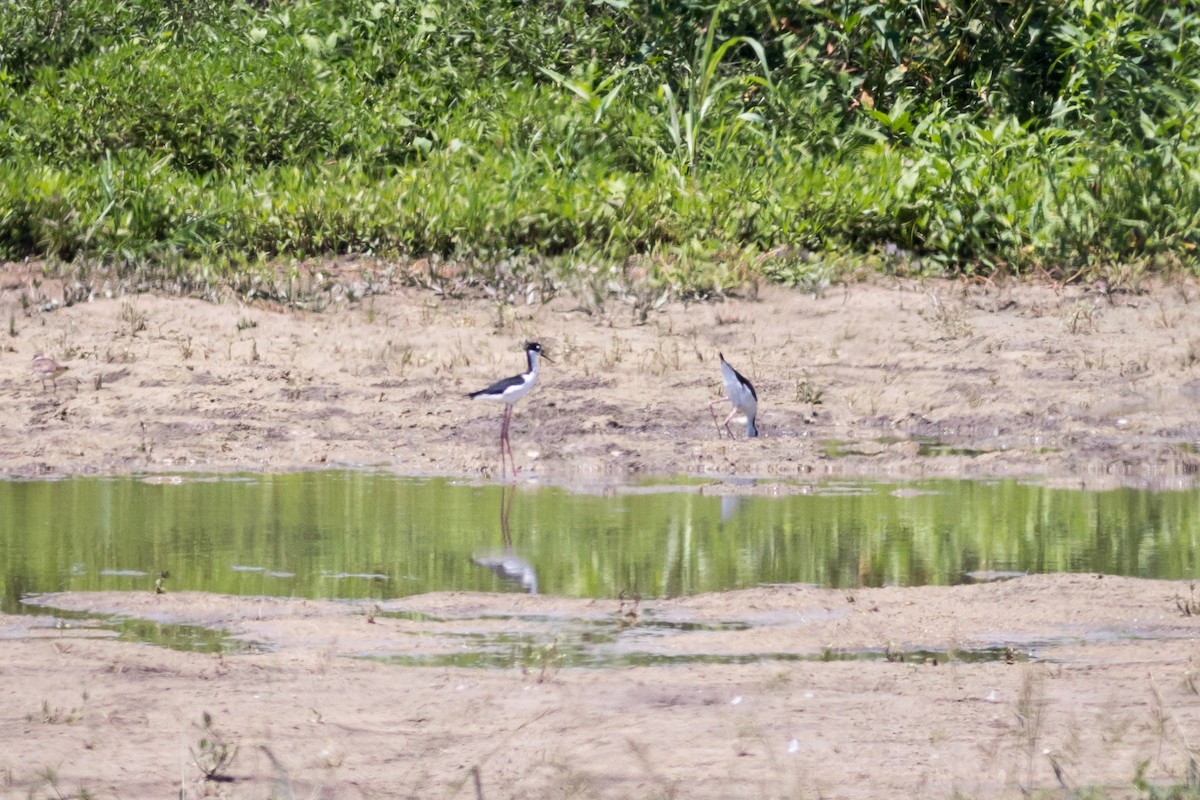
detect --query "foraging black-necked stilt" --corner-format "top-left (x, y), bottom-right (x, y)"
top-left (31, 353), bottom-right (69, 392)
top-left (710, 352), bottom-right (759, 439)
top-left (467, 342), bottom-right (551, 477)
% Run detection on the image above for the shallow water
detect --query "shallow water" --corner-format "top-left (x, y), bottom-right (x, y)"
top-left (3, 471), bottom-right (1199, 614)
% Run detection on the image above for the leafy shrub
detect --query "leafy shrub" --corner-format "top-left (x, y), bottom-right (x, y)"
top-left (1, 0), bottom-right (1199, 283)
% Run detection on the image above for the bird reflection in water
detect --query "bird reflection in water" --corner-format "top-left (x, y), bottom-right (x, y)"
top-left (471, 483), bottom-right (538, 594)
top-left (719, 477), bottom-right (756, 524)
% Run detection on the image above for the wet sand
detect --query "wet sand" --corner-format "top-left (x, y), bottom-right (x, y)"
top-left (2, 265), bottom-right (1200, 798)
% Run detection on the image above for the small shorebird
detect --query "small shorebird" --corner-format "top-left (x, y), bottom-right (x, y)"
top-left (710, 352), bottom-right (759, 439)
top-left (468, 342), bottom-right (551, 478)
top-left (31, 353), bottom-right (69, 392)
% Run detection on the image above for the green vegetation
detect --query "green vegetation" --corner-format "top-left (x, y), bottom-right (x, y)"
top-left (2, 0), bottom-right (1200, 294)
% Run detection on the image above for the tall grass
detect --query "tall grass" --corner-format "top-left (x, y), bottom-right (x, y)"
top-left (1, 0), bottom-right (1199, 294)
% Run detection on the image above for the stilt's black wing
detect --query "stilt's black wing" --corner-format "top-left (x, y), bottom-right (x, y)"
top-left (468, 373), bottom-right (524, 399)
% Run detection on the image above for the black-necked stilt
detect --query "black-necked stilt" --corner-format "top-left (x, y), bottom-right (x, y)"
top-left (710, 352), bottom-right (759, 438)
top-left (467, 342), bottom-right (551, 477)
top-left (31, 353), bottom-right (69, 392)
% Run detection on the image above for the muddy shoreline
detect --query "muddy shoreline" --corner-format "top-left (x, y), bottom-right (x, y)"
top-left (3, 268), bottom-right (1200, 488)
top-left (3, 269), bottom-right (1200, 798)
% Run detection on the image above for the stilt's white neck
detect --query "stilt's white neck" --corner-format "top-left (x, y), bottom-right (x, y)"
top-left (525, 348), bottom-right (541, 376)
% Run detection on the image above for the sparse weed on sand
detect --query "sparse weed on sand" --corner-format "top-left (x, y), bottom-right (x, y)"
top-left (1175, 584), bottom-right (1200, 617)
top-left (29, 765), bottom-right (95, 800)
top-left (190, 711), bottom-right (238, 785)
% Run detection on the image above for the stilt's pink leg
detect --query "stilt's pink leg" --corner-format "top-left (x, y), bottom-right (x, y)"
top-left (500, 405), bottom-right (516, 479)
top-left (708, 399), bottom-right (727, 439)
top-left (723, 408), bottom-right (739, 439)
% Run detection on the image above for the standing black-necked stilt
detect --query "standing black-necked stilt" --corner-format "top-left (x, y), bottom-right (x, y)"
top-left (31, 353), bottom-right (69, 392)
top-left (467, 342), bottom-right (551, 478)
top-left (710, 352), bottom-right (759, 439)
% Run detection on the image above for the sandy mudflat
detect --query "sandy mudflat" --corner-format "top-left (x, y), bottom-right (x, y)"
top-left (2, 264), bottom-right (1200, 798)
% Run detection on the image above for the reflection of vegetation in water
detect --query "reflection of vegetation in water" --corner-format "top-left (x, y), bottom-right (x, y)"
top-left (913, 438), bottom-right (986, 458)
top-left (23, 608), bottom-right (244, 654)
top-left (114, 618), bottom-right (237, 654)
top-left (370, 625), bottom-right (1024, 670)
top-left (3, 473), bottom-right (1200, 612)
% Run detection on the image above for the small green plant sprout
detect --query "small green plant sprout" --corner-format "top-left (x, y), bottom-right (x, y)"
top-left (191, 711), bottom-right (238, 782)
top-left (1064, 298), bottom-right (1099, 334)
top-left (118, 301), bottom-right (147, 335)
top-left (34, 698), bottom-right (81, 725)
top-left (377, 341), bottom-right (414, 379)
top-left (1176, 583), bottom-right (1200, 616)
top-left (1013, 668), bottom-right (1047, 789)
top-left (625, 279), bottom-right (667, 326)
top-left (138, 420), bottom-right (153, 458)
top-left (794, 371), bottom-right (824, 416)
top-left (617, 590), bottom-right (641, 629)
top-left (521, 636), bottom-right (564, 683)
top-left (923, 290), bottom-right (973, 339)
top-left (33, 765), bottom-right (95, 800)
